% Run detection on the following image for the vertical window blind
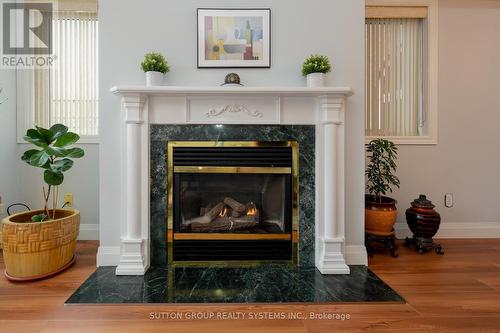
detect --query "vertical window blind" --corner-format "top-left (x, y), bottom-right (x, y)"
top-left (35, 11), bottom-right (98, 136)
top-left (365, 18), bottom-right (424, 137)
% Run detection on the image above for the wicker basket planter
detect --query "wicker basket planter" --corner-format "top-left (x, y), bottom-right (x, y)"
top-left (1, 209), bottom-right (79, 281)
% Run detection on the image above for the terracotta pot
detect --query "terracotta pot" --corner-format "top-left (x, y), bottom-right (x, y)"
top-left (365, 195), bottom-right (398, 234)
top-left (1, 209), bottom-right (79, 281)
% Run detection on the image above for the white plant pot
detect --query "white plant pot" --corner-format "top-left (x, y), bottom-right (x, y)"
top-left (145, 71), bottom-right (165, 86)
top-left (306, 72), bottom-right (326, 87)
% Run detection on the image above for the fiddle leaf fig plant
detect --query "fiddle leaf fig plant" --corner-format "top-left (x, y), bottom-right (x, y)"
top-left (365, 138), bottom-right (400, 202)
top-left (21, 124), bottom-right (84, 222)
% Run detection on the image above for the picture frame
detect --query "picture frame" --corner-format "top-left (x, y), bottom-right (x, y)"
top-left (197, 8), bottom-right (271, 68)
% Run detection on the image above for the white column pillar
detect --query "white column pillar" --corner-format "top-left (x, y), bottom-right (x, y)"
top-left (316, 95), bottom-right (349, 274)
top-left (116, 95), bottom-right (148, 275)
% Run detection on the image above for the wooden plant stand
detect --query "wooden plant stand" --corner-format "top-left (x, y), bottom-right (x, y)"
top-left (404, 236), bottom-right (444, 255)
top-left (366, 230), bottom-right (399, 258)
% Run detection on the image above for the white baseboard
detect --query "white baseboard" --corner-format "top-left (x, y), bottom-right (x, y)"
top-left (345, 245), bottom-right (368, 265)
top-left (78, 223), bottom-right (99, 240)
top-left (96, 246), bottom-right (121, 266)
top-left (395, 222), bottom-right (500, 239)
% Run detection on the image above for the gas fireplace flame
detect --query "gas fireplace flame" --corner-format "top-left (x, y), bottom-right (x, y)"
top-left (219, 207), bottom-right (228, 217)
top-left (246, 207), bottom-right (257, 216)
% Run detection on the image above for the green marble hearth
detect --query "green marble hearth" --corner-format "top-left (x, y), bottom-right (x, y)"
top-left (68, 124), bottom-right (403, 304)
top-left (67, 125), bottom-right (404, 303)
top-left (66, 266), bottom-right (404, 304)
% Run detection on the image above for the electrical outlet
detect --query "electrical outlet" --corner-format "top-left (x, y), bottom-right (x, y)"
top-left (444, 193), bottom-right (454, 208)
top-left (64, 193), bottom-right (73, 207)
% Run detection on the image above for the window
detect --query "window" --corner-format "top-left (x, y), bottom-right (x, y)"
top-left (17, 3), bottom-right (98, 142)
top-left (365, 3), bottom-right (438, 144)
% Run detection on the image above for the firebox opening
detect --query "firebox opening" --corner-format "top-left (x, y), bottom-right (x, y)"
top-left (177, 173), bottom-right (290, 234)
top-left (168, 141), bottom-right (298, 265)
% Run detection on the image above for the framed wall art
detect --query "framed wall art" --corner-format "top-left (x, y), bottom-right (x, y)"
top-left (197, 8), bottom-right (271, 68)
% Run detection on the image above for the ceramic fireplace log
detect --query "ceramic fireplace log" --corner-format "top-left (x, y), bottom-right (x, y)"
top-left (231, 202), bottom-right (258, 218)
top-left (190, 216), bottom-right (258, 232)
top-left (191, 218), bottom-right (231, 231)
top-left (187, 202), bottom-right (225, 224)
top-left (198, 199), bottom-right (258, 219)
top-left (223, 197), bottom-right (247, 214)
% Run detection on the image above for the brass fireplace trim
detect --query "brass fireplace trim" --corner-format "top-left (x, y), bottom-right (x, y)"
top-left (174, 233), bottom-right (293, 241)
top-left (174, 166), bottom-right (292, 174)
top-left (167, 140), bottom-right (299, 267)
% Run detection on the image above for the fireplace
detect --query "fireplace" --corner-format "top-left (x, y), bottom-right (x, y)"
top-left (167, 141), bottom-right (299, 265)
top-left (108, 86), bottom-right (357, 275)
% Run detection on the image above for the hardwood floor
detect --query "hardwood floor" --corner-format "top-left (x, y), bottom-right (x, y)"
top-left (1, 239), bottom-right (500, 332)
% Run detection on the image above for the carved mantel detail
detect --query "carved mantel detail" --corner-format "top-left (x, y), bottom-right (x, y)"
top-left (206, 104), bottom-right (263, 119)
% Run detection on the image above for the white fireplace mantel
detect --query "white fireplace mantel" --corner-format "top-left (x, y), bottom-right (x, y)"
top-left (109, 85), bottom-right (355, 275)
top-left (110, 85), bottom-right (353, 95)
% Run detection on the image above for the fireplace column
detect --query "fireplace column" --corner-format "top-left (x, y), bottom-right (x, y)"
top-left (116, 95), bottom-right (149, 275)
top-left (316, 95), bottom-right (350, 274)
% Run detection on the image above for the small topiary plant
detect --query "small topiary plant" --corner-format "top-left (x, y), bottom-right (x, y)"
top-left (140, 52), bottom-right (170, 74)
top-left (302, 54), bottom-right (332, 76)
top-left (21, 124), bottom-right (85, 222)
top-left (365, 138), bottom-right (400, 202)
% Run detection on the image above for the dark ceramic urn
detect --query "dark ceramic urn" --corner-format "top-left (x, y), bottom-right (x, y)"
top-left (406, 194), bottom-right (441, 239)
top-left (404, 194), bottom-right (444, 254)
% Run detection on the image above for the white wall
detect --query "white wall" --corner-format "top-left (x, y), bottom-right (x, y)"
top-left (0, 69), bottom-right (20, 220)
top-left (393, 0), bottom-right (500, 237)
top-left (0, 76), bottom-right (99, 239)
top-left (99, 0), bottom-right (366, 257)
top-left (0, 0), bottom-right (99, 236)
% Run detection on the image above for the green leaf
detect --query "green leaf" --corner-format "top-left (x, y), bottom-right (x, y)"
top-left (40, 160), bottom-right (51, 169)
top-left (62, 147), bottom-right (84, 158)
top-left (54, 132), bottom-right (80, 147)
top-left (49, 124), bottom-right (68, 141)
top-left (31, 213), bottom-right (47, 222)
top-left (23, 129), bottom-right (48, 147)
top-left (51, 158), bottom-right (73, 172)
top-left (29, 151), bottom-right (50, 167)
top-left (44, 169), bottom-right (64, 185)
top-left (365, 138), bottom-right (400, 197)
top-left (36, 126), bottom-right (54, 144)
top-left (21, 149), bottom-right (40, 163)
top-left (45, 146), bottom-right (66, 157)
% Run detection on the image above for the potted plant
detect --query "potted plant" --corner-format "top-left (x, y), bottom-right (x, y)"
top-left (302, 54), bottom-right (332, 87)
top-left (1, 124), bottom-right (84, 281)
top-left (365, 138), bottom-right (400, 234)
top-left (141, 52), bottom-right (170, 86)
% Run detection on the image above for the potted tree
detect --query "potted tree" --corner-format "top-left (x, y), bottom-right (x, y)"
top-left (141, 52), bottom-right (170, 86)
top-left (1, 124), bottom-right (84, 281)
top-left (365, 138), bottom-right (400, 234)
top-left (302, 54), bottom-right (332, 87)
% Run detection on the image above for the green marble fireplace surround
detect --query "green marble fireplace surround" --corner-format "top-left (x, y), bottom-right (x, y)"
top-left (150, 125), bottom-right (315, 268)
